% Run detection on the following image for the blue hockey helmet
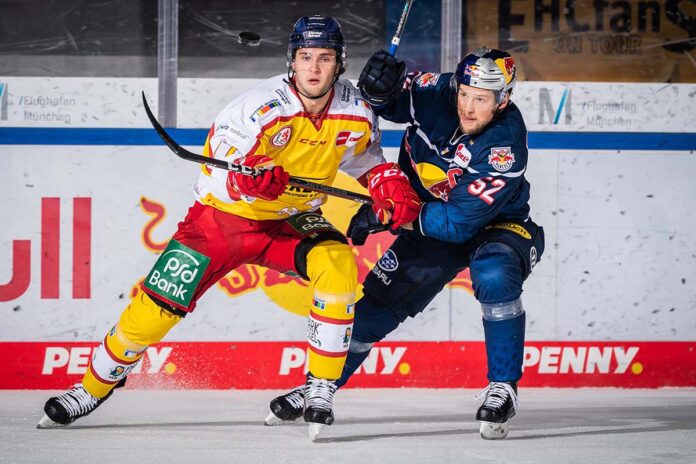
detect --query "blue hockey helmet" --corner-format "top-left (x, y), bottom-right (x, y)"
top-left (287, 15), bottom-right (346, 74)
top-left (452, 47), bottom-right (517, 104)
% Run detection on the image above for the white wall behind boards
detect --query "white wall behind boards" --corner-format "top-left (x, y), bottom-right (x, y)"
top-left (0, 78), bottom-right (694, 342)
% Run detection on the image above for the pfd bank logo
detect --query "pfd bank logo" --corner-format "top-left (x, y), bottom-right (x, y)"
top-left (0, 83), bottom-right (7, 120)
top-left (538, 87), bottom-right (572, 125)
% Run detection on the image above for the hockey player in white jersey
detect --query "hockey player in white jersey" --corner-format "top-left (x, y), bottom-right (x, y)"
top-left (37, 15), bottom-right (421, 441)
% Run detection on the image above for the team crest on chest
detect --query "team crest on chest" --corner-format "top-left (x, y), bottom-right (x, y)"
top-left (488, 147), bottom-right (515, 172)
top-left (270, 125), bottom-right (292, 147)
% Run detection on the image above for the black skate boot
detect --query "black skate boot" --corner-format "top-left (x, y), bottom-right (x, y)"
top-left (37, 379), bottom-right (126, 429)
top-left (475, 381), bottom-right (518, 440)
top-left (303, 374), bottom-right (338, 441)
top-left (264, 385), bottom-right (305, 426)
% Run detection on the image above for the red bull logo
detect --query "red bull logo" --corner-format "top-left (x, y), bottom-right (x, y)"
top-left (137, 174), bottom-right (475, 318)
top-left (488, 147), bottom-right (515, 172)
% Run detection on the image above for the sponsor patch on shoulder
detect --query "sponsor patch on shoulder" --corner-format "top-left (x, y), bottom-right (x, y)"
top-left (250, 99), bottom-right (281, 123)
top-left (416, 72), bottom-right (440, 87)
top-left (488, 147), bottom-right (515, 172)
top-left (454, 143), bottom-right (472, 169)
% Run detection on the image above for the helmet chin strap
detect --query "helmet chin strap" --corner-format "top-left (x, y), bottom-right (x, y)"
top-left (285, 68), bottom-right (338, 100)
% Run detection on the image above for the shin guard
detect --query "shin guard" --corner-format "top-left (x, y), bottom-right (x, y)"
top-left (82, 292), bottom-right (181, 398)
top-left (483, 311), bottom-right (526, 382)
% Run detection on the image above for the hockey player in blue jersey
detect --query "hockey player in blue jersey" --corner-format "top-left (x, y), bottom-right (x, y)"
top-left (265, 47), bottom-right (545, 440)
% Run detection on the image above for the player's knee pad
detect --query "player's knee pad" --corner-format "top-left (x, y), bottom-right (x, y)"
top-left (82, 292), bottom-right (182, 398)
top-left (118, 291), bottom-right (183, 346)
top-left (481, 297), bottom-right (525, 321)
top-left (470, 242), bottom-right (523, 305)
top-left (304, 239), bottom-right (358, 295)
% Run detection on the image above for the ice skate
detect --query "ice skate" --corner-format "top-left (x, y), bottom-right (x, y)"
top-left (37, 379), bottom-right (125, 428)
top-left (303, 374), bottom-right (338, 441)
top-left (475, 381), bottom-right (518, 440)
top-left (264, 385), bottom-right (305, 425)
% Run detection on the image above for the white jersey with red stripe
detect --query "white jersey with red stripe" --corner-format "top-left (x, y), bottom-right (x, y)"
top-left (193, 74), bottom-right (384, 220)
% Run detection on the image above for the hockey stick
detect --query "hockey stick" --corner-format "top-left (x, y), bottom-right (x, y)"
top-left (141, 92), bottom-right (373, 205)
top-left (388, 0), bottom-right (415, 56)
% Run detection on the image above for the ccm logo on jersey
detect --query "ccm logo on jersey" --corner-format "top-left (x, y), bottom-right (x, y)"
top-left (270, 126), bottom-right (292, 147)
top-left (336, 131), bottom-right (364, 146)
top-left (523, 346), bottom-right (639, 374)
top-left (488, 147), bottom-right (515, 172)
top-left (300, 138), bottom-right (327, 146)
top-left (279, 346), bottom-right (407, 375)
top-left (41, 346), bottom-right (173, 375)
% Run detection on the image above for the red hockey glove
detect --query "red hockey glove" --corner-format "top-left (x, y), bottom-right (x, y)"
top-left (228, 155), bottom-right (289, 201)
top-left (366, 163), bottom-right (421, 231)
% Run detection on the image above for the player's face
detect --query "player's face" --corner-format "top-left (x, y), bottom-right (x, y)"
top-left (456, 85), bottom-right (507, 136)
top-left (292, 48), bottom-right (339, 98)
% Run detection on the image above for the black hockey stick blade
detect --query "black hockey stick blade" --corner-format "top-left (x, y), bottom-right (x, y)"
top-left (141, 92), bottom-right (373, 205)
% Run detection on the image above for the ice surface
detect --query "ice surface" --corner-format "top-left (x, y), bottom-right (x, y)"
top-left (2, 388), bottom-right (695, 464)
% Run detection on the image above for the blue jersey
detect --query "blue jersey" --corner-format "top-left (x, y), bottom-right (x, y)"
top-left (375, 72), bottom-right (532, 243)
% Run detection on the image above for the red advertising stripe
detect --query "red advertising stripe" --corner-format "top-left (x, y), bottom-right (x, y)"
top-left (1, 341), bottom-right (694, 390)
top-left (72, 197), bottom-right (91, 299)
top-left (41, 197), bottom-right (60, 299)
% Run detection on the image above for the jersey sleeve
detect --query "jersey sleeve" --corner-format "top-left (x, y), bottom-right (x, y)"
top-left (374, 72), bottom-right (449, 125)
top-left (204, 88), bottom-right (273, 165)
top-left (415, 140), bottom-right (528, 243)
top-left (338, 92), bottom-right (386, 179)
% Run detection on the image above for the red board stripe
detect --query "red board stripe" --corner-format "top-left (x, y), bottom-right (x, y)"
top-left (2, 341), bottom-right (694, 390)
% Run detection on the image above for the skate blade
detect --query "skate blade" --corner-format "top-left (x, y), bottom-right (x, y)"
top-left (37, 414), bottom-right (64, 429)
top-left (264, 412), bottom-right (296, 426)
top-left (308, 423), bottom-right (324, 442)
top-left (479, 420), bottom-right (510, 440)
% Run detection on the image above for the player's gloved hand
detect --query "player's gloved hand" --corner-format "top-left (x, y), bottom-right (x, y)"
top-left (366, 163), bottom-right (421, 232)
top-left (228, 155), bottom-right (289, 201)
top-left (358, 50), bottom-right (407, 106)
top-left (347, 204), bottom-right (389, 246)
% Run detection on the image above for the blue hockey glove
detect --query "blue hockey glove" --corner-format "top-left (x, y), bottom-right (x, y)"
top-left (347, 204), bottom-right (389, 246)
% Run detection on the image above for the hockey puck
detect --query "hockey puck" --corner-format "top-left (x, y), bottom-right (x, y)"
top-left (238, 31), bottom-right (261, 47)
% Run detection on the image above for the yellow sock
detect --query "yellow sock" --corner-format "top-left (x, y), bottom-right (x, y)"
top-left (82, 292), bottom-right (181, 398)
top-left (304, 241), bottom-right (357, 380)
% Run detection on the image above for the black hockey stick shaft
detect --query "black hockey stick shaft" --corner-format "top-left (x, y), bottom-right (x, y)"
top-left (388, 0), bottom-right (414, 56)
top-left (141, 92), bottom-right (373, 205)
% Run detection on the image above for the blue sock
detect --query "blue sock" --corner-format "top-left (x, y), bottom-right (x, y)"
top-left (483, 312), bottom-right (526, 382)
